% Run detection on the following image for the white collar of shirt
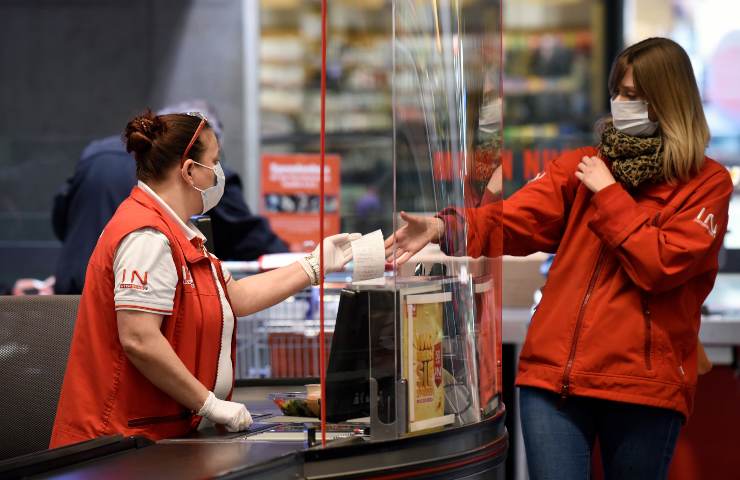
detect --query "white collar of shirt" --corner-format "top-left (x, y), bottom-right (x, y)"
top-left (137, 181), bottom-right (206, 242)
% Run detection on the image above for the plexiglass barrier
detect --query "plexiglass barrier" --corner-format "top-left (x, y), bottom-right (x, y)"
top-left (321, 0), bottom-right (503, 441)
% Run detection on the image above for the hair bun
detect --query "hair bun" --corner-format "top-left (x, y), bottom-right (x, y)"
top-left (124, 109), bottom-right (165, 155)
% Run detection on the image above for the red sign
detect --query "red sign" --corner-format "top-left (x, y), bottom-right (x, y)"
top-left (261, 153), bottom-right (341, 252)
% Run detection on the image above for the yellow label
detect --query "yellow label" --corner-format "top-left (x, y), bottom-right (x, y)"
top-left (405, 301), bottom-right (445, 422)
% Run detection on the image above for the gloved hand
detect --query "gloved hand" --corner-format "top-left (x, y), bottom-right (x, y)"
top-left (298, 233), bottom-right (361, 284)
top-left (197, 391), bottom-right (253, 432)
top-left (316, 232), bottom-right (361, 273)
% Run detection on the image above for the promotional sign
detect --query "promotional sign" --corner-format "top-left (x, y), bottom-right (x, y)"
top-left (261, 153), bottom-right (341, 252)
top-left (403, 290), bottom-right (455, 433)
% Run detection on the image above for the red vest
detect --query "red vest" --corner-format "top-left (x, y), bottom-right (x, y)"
top-left (50, 187), bottom-right (235, 447)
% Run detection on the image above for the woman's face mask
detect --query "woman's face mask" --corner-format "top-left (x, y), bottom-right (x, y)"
top-left (191, 161), bottom-right (225, 214)
top-left (610, 98), bottom-right (659, 137)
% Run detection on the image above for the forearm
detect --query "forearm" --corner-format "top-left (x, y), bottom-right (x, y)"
top-left (124, 333), bottom-right (209, 412)
top-left (439, 183), bottom-right (569, 259)
top-left (438, 201), bottom-right (507, 258)
top-left (230, 262), bottom-right (310, 317)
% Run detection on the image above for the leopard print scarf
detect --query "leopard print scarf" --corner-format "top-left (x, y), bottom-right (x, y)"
top-left (599, 123), bottom-right (664, 189)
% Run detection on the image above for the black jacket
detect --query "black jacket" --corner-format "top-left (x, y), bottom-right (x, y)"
top-left (52, 135), bottom-right (287, 294)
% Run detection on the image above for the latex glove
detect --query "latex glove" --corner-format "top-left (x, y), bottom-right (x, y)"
top-left (299, 233), bottom-right (361, 284)
top-left (197, 391), bottom-right (253, 432)
top-left (316, 232), bottom-right (361, 273)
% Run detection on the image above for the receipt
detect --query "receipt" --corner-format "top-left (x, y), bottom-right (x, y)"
top-left (351, 230), bottom-right (386, 282)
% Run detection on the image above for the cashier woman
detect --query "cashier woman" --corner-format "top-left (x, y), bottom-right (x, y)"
top-left (50, 111), bottom-right (358, 447)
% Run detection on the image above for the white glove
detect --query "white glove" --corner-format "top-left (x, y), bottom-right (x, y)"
top-left (299, 233), bottom-right (361, 284)
top-left (197, 391), bottom-right (253, 432)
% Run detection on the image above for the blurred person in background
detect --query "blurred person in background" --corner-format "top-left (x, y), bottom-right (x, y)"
top-left (52, 100), bottom-right (287, 294)
top-left (354, 184), bottom-right (382, 234)
top-left (50, 109), bottom-right (358, 446)
top-left (387, 38), bottom-right (732, 479)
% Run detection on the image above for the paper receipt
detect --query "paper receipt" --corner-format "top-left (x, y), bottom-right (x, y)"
top-left (351, 229), bottom-right (386, 282)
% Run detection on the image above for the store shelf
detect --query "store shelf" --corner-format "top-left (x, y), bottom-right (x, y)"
top-left (501, 0), bottom-right (605, 190)
top-left (504, 76), bottom-right (580, 95)
top-left (504, 29), bottom-right (593, 50)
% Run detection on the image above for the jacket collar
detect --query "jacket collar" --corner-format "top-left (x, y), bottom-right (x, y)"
top-left (129, 185), bottom-right (207, 263)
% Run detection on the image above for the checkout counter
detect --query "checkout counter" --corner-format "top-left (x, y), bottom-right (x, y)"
top-left (0, 276), bottom-right (508, 479)
top-left (8, 412), bottom-right (506, 479)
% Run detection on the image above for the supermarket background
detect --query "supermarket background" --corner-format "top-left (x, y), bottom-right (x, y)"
top-left (0, 1), bottom-right (739, 478)
top-left (2, 0), bottom-right (739, 287)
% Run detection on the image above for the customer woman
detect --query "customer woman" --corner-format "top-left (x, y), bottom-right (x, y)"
top-left (386, 37), bottom-right (732, 479)
top-left (50, 110), bottom-right (357, 447)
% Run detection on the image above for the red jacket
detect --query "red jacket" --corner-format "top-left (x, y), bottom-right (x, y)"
top-left (440, 147), bottom-right (733, 418)
top-left (50, 187), bottom-right (235, 447)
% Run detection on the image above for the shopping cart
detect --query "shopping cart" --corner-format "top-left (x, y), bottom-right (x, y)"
top-left (235, 285), bottom-right (341, 379)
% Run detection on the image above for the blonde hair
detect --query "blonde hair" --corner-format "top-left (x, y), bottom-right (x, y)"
top-left (608, 37), bottom-right (709, 182)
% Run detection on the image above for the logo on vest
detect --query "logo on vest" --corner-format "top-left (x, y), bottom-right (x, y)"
top-left (694, 207), bottom-right (717, 238)
top-left (182, 265), bottom-right (194, 287)
top-left (118, 269), bottom-right (149, 291)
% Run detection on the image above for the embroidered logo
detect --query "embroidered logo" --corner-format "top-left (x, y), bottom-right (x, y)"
top-left (118, 269), bottom-right (149, 291)
top-left (694, 207), bottom-right (717, 238)
top-left (182, 265), bottom-right (194, 287)
top-left (529, 171), bottom-right (546, 183)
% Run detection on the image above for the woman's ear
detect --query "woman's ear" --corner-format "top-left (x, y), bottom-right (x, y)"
top-left (180, 158), bottom-right (194, 184)
top-left (647, 103), bottom-right (658, 122)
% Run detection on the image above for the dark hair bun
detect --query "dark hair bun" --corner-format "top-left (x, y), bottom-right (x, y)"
top-left (124, 109), bottom-right (166, 155)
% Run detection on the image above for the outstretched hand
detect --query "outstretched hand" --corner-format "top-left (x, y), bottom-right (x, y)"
top-left (384, 212), bottom-right (444, 265)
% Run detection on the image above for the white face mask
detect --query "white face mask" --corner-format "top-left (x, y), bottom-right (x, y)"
top-left (610, 98), bottom-right (659, 137)
top-left (191, 161), bottom-right (225, 214)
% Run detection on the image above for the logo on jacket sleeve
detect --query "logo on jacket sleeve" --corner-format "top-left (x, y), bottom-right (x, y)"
top-left (118, 269), bottom-right (149, 291)
top-left (694, 207), bottom-right (718, 238)
top-left (528, 171), bottom-right (546, 183)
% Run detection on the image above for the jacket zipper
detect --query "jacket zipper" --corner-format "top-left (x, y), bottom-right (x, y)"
top-left (642, 295), bottom-right (653, 370)
top-left (560, 245), bottom-right (607, 403)
top-left (638, 214), bottom-right (661, 371)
